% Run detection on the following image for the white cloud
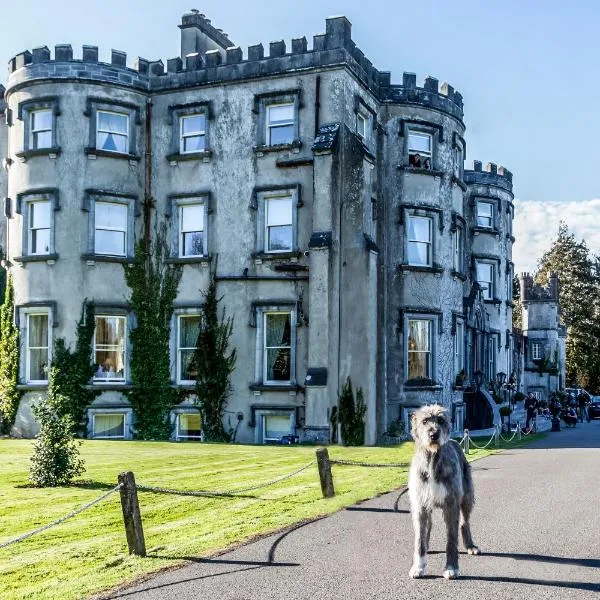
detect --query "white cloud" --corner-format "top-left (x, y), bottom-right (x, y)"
top-left (513, 199), bottom-right (600, 273)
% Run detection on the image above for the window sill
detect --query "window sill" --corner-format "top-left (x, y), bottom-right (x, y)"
top-left (252, 251), bottom-right (301, 261)
top-left (166, 150), bottom-right (212, 163)
top-left (253, 141), bottom-right (302, 155)
top-left (404, 384), bottom-right (443, 392)
top-left (249, 383), bottom-right (304, 393)
top-left (84, 147), bottom-right (141, 162)
top-left (14, 253), bottom-right (59, 264)
top-left (16, 148), bottom-right (61, 160)
top-left (398, 264), bottom-right (444, 275)
top-left (81, 253), bottom-right (134, 264)
top-left (165, 255), bottom-right (212, 265)
top-left (276, 155), bottom-right (314, 168)
top-left (451, 270), bottom-right (467, 281)
top-left (484, 298), bottom-right (502, 305)
top-left (451, 175), bottom-right (467, 192)
top-left (472, 226), bottom-right (500, 236)
top-left (398, 165), bottom-right (445, 178)
top-left (17, 384), bottom-right (48, 391)
top-left (87, 383), bottom-right (133, 391)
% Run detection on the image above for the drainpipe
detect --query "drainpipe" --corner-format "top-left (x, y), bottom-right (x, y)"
top-left (143, 99), bottom-right (153, 252)
top-left (314, 76), bottom-right (321, 136)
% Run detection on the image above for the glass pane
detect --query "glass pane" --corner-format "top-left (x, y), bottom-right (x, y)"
top-left (183, 135), bottom-right (206, 152)
top-left (182, 114), bottom-right (205, 134)
top-left (477, 202), bottom-right (493, 218)
top-left (266, 197), bottom-right (292, 226)
top-left (407, 241), bottom-right (429, 265)
top-left (266, 348), bottom-right (291, 381)
top-left (94, 350), bottom-right (125, 379)
top-left (183, 231), bottom-right (204, 256)
top-left (33, 130), bottom-right (52, 149)
top-left (268, 104), bottom-right (294, 125)
top-left (268, 225), bottom-right (292, 251)
top-left (96, 316), bottom-right (125, 346)
top-left (408, 320), bottom-right (430, 352)
top-left (179, 413), bottom-right (202, 437)
top-left (269, 124), bottom-right (294, 145)
top-left (179, 316), bottom-right (201, 347)
top-left (180, 349), bottom-right (198, 381)
top-left (407, 217), bottom-right (430, 242)
top-left (476, 263), bottom-right (493, 284)
top-left (96, 202), bottom-right (127, 230)
top-left (30, 201), bottom-right (50, 229)
top-left (98, 111), bottom-right (128, 134)
top-left (31, 228), bottom-right (50, 254)
top-left (94, 414), bottom-right (124, 438)
top-left (266, 313), bottom-right (291, 347)
top-left (28, 314), bottom-right (48, 347)
top-left (29, 348), bottom-right (48, 381)
top-left (264, 415), bottom-right (291, 440)
top-left (181, 204), bottom-right (204, 232)
top-left (31, 109), bottom-right (52, 131)
top-left (95, 230), bottom-right (125, 255)
top-left (408, 351), bottom-right (430, 379)
top-left (97, 131), bottom-right (128, 153)
top-left (357, 114), bottom-right (366, 138)
top-left (408, 132), bottom-right (431, 153)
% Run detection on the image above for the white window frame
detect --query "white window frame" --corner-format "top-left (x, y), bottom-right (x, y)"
top-left (476, 200), bottom-right (494, 228)
top-left (488, 336), bottom-right (496, 382)
top-left (175, 412), bottom-right (203, 441)
top-left (262, 413), bottom-right (294, 444)
top-left (93, 314), bottom-right (127, 383)
top-left (407, 129), bottom-right (432, 167)
top-left (476, 261), bottom-right (494, 300)
top-left (406, 316), bottom-right (433, 381)
top-left (29, 109), bottom-right (53, 150)
top-left (92, 413), bottom-right (126, 439)
top-left (179, 113), bottom-right (206, 155)
top-left (179, 203), bottom-right (205, 258)
top-left (264, 194), bottom-right (293, 254)
top-left (96, 110), bottom-right (129, 154)
top-left (263, 310), bottom-right (293, 384)
top-left (356, 111), bottom-right (369, 144)
top-left (27, 200), bottom-right (51, 256)
top-left (531, 342), bottom-right (542, 361)
top-left (266, 102), bottom-right (295, 147)
top-left (453, 227), bottom-right (463, 272)
top-left (94, 201), bottom-right (128, 257)
top-left (25, 312), bottom-right (50, 384)
top-left (177, 314), bottom-right (201, 384)
top-left (455, 320), bottom-right (464, 373)
top-left (407, 215), bottom-right (432, 267)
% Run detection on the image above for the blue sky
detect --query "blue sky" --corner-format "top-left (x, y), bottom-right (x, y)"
top-left (1, 0), bottom-right (598, 270)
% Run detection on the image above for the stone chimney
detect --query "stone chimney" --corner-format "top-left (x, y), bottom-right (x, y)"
top-left (548, 272), bottom-right (559, 300)
top-left (179, 10), bottom-right (235, 61)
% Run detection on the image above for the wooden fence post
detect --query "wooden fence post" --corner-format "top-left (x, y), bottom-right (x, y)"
top-left (464, 429), bottom-right (470, 454)
top-left (315, 448), bottom-right (335, 498)
top-left (118, 471), bottom-right (146, 557)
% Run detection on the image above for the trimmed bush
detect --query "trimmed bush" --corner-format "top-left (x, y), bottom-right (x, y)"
top-left (338, 377), bottom-right (367, 446)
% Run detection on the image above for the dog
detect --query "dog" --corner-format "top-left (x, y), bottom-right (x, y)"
top-left (408, 404), bottom-right (480, 580)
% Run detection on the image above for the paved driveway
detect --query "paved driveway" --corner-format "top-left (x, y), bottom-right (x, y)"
top-left (104, 421), bottom-right (600, 600)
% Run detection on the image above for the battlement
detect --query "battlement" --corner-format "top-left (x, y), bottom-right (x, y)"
top-left (464, 160), bottom-right (513, 193)
top-left (519, 272), bottom-right (559, 302)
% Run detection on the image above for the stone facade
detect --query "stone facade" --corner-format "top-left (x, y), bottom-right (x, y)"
top-left (0, 11), bottom-right (558, 443)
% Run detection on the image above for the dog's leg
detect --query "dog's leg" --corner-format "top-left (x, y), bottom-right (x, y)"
top-left (409, 508), bottom-right (430, 578)
top-left (460, 494), bottom-right (480, 555)
top-left (442, 501), bottom-right (460, 579)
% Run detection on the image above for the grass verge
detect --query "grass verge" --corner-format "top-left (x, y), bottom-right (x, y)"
top-left (0, 434), bottom-right (545, 600)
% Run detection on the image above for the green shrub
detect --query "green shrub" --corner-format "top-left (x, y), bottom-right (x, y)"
top-left (338, 377), bottom-right (367, 446)
top-left (499, 405), bottom-right (512, 417)
top-left (513, 391), bottom-right (526, 403)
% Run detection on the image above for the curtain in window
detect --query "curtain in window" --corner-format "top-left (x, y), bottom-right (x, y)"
top-left (263, 415), bottom-right (292, 441)
top-left (265, 313), bottom-right (291, 381)
top-left (28, 314), bottom-right (48, 380)
top-left (94, 414), bottom-right (124, 438)
top-left (407, 319), bottom-right (430, 379)
top-left (179, 316), bottom-right (200, 380)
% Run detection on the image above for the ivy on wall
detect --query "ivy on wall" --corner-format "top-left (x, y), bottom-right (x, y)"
top-left (124, 224), bottom-right (182, 440)
top-left (0, 275), bottom-right (22, 434)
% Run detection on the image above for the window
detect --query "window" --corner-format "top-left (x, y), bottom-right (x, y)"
top-left (507, 206), bottom-right (513, 236)
top-left (266, 103), bottom-right (295, 146)
top-left (179, 204), bottom-right (205, 257)
top-left (177, 315), bottom-right (200, 383)
top-left (94, 315), bottom-right (126, 382)
top-left (93, 414), bottom-right (125, 439)
top-left (28, 201), bottom-right (50, 255)
top-left (30, 109), bottom-right (53, 150)
top-left (176, 413), bottom-right (202, 440)
top-left (96, 111), bottom-right (129, 154)
top-left (531, 342), bottom-right (542, 361)
top-left (455, 320), bottom-right (464, 373)
top-left (408, 130), bottom-right (432, 169)
top-left (476, 262), bottom-right (494, 300)
top-left (407, 318), bottom-right (432, 380)
top-left (95, 201), bottom-right (127, 256)
top-left (407, 216), bottom-right (432, 266)
top-left (85, 99), bottom-right (138, 157)
top-left (488, 337), bottom-right (496, 382)
top-left (506, 266), bottom-right (513, 301)
top-left (476, 201), bottom-right (494, 228)
top-left (180, 114), bottom-right (206, 154)
top-left (26, 313), bottom-right (49, 383)
top-left (454, 146), bottom-right (463, 179)
top-left (356, 111), bottom-right (370, 144)
top-left (263, 311), bottom-right (292, 383)
top-left (265, 195), bottom-right (293, 252)
top-left (453, 227), bottom-right (463, 272)
top-left (262, 414), bottom-right (293, 444)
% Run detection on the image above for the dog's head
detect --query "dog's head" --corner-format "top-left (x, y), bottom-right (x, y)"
top-left (410, 404), bottom-right (451, 451)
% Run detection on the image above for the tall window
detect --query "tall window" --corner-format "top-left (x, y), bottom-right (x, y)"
top-left (28, 201), bottom-right (50, 255)
top-left (265, 195), bottom-right (293, 252)
top-left (407, 216), bottom-right (432, 266)
top-left (26, 313), bottom-right (49, 383)
top-left (178, 315), bottom-right (200, 383)
top-left (476, 201), bottom-right (494, 228)
top-left (408, 130), bottom-right (432, 168)
top-left (30, 109), bottom-right (53, 150)
top-left (455, 320), bottom-right (464, 373)
top-left (407, 319), bottom-right (431, 380)
top-left (453, 227), bottom-right (463, 272)
top-left (95, 202), bottom-right (127, 256)
top-left (488, 337), bottom-right (496, 382)
top-left (476, 262), bottom-right (494, 300)
top-left (531, 342), bottom-right (542, 361)
top-left (356, 111), bottom-right (369, 143)
top-left (179, 204), bottom-right (204, 257)
top-left (266, 103), bottom-right (294, 146)
top-left (94, 316), bottom-right (126, 382)
top-left (263, 312), bottom-right (292, 383)
top-left (96, 111), bottom-right (129, 153)
top-left (180, 114), bottom-right (206, 154)
top-left (454, 146), bottom-right (463, 178)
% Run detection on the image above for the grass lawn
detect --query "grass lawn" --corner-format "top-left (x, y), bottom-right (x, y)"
top-left (0, 434), bottom-right (544, 600)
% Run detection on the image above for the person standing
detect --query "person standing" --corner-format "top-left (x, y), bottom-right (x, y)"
top-left (577, 392), bottom-right (588, 423)
top-left (525, 392), bottom-right (538, 431)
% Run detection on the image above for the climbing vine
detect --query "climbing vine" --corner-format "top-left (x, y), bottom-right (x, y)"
top-left (0, 275), bottom-right (22, 434)
top-left (124, 224), bottom-right (182, 439)
top-left (338, 376), bottom-right (367, 446)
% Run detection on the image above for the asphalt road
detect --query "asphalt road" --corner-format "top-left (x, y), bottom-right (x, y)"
top-left (104, 421), bottom-right (600, 600)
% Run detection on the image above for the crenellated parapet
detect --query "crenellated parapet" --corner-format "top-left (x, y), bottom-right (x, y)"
top-left (519, 272), bottom-right (559, 302)
top-left (464, 160), bottom-right (513, 193)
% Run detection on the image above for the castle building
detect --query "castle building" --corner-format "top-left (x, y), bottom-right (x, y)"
top-left (0, 11), bottom-right (535, 443)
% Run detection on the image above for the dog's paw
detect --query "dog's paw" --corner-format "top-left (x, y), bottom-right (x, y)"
top-left (467, 546), bottom-right (481, 555)
top-left (443, 567), bottom-right (460, 580)
top-left (408, 565), bottom-right (425, 579)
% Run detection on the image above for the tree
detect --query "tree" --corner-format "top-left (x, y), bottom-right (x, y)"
top-left (193, 275), bottom-right (237, 442)
top-left (338, 376), bottom-right (367, 446)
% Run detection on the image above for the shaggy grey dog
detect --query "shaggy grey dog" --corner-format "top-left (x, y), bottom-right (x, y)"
top-left (408, 405), bottom-right (480, 580)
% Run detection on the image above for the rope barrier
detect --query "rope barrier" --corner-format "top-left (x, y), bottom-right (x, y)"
top-left (467, 430), bottom-right (497, 450)
top-left (0, 483), bottom-right (123, 551)
top-left (135, 460), bottom-right (316, 497)
top-left (329, 459), bottom-right (409, 468)
top-left (499, 427), bottom-right (520, 443)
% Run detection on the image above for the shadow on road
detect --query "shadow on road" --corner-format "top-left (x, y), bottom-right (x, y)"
top-left (462, 575), bottom-right (600, 592)
top-left (483, 551), bottom-right (600, 569)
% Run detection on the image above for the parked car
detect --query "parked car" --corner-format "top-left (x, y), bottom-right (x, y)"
top-left (564, 388), bottom-right (593, 405)
top-left (589, 397), bottom-right (600, 420)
